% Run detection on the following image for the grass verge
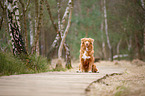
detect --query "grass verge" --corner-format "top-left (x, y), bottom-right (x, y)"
top-left (0, 51), bottom-right (50, 76)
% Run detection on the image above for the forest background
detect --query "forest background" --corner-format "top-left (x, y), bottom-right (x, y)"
top-left (0, 0), bottom-right (145, 74)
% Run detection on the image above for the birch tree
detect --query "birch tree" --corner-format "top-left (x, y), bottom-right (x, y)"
top-left (0, 1), bottom-right (9, 47)
top-left (100, 0), bottom-right (106, 59)
top-left (57, 0), bottom-right (73, 69)
top-left (103, 0), bottom-right (113, 61)
top-left (58, 0), bottom-right (73, 59)
top-left (6, 0), bottom-right (27, 55)
top-left (28, 11), bottom-right (33, 47)
top-left (45, 0), bottom-right (72, 69)
top-left (45, 0), bottom-right (60, 60)
top-left (19, 0), bottom-right (30, 53)
top-left (31, 0), bottom-right (43, 55)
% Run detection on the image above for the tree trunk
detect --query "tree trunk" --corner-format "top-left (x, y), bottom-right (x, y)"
top-left (135, 34), bottom-right (142, 60)
top-left (101, 21), bottom-right (106, 60)
top-left (144, 29), bottom-right (145, 53)
top-left (6, 0), bottom-right (27, 55)
top-left (141, 0), bottom-right (144, 9)
top-left (117, 39), bottom-right (121, 60)
top-left (45, 0), bottom-right (60, 60)
top-left (46, 0), bottom-right (72, 69)
top-left (140, 0), bottom-right (145, 54)
top-left (19, 0), bottom-right (29, 53)
top-left (103, 0), bottom-right (113, 61)
top-left (31, 0), bottom-right (43, 55)
top-left (64, 43), bottom-right (72, 69)
top-left (55, 0), bottom-right (73, 69)
top-left (40, 19), bottom-right (45, 57)
top-left (100, 0), bottom-right (106, 60)
top-left (58, 0), bottom-right (72, 59)
top-left (28, 11), bottom-right (33, 47)
top-left (126, 36), bottom-right (133, 60)
top-left (0, 1), bottom-right (9, 46)
top-left (117, 39), bottom-right (121, 55)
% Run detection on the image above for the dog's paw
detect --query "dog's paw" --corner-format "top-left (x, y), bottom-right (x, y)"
top-left (88, 71), bottom-right (92, 73)
top-left (96, 70), bottom-right (99, 73)
top-left (76, 70), bottom-right (81, 73)
top-left (96, 69), bottom-right (99, 73)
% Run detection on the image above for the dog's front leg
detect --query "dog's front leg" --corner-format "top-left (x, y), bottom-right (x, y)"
top-left (88, 60), bottom-right (93, 73)
top-left (78, 58), bottom-right (85, 72)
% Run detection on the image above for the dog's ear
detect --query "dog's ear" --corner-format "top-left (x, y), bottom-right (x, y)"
top-left (81, 38), bottom-right (85, 41)
top-left (81, 38), bottom-right (85, 44)
top-left (89, 38), bottom-right (94, 44)
top-left (91, 39), bottom-right (94, 43)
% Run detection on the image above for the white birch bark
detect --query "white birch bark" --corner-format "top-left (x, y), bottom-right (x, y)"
top-left (57, 0), bottom-right (61, 34)
top-left (58, 0), bottom-right (73, 59)
top-left (46, 0), bottom-right (72, 68)
top-left (60, 0), bottom-right (72, 35)
top-left (141, 0), bottom-right (144, 9)
top-left (31, 0), bottom-right (43, 55)
top-left (103, 0), bottom-right (112, 60)
top-left (35, 0), bottom-right (39, 55)
top-left (101, 21), bottom-right (106, 59)
top-left (126, 36), bottom-right (132, 51)
top-left (6, 0), bottom-right (27, 55)
top-left (100, 0), bottom-right (106, 59)
top-left (104, 0), bottom-right (111, 50)
top-left (117, 39), bottom-right (121, 55)
top-left (28, 12), bottom-right (33, 46)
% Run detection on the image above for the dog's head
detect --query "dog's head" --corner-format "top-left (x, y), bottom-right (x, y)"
top-left (81, 38), bottom-right (94, 50)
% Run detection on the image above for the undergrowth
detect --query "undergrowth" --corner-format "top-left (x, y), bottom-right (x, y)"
top-left (0, 51), bottom-right (50, 76)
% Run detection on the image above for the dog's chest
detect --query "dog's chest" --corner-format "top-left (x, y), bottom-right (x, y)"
top-left (82, 48), bottom-right (90, 61)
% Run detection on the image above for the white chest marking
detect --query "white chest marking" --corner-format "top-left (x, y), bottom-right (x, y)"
top-left (86, 48), bottom-right (88, 51)
top-left (82, 51), bottom-right (90, 61)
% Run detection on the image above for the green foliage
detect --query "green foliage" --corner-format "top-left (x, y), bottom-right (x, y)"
top-left (0, 52), bottom-right (50, 76)
top-left (28, 54), bottom-right (49, 72)
top-left (115, 85), bottom-right (128, 96)
top-left (0, 51), bottom-right (27, 76)
top-left (52, 67), bottom-right (67, 72)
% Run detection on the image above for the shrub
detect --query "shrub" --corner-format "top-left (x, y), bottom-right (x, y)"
top-left (0, 51), bottom-right (50, 76)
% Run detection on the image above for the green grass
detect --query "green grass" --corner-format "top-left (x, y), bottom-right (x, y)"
top-left (115, 85), bottom-right (128, 96)
top-left (0, 51), bottom-right (50, 76)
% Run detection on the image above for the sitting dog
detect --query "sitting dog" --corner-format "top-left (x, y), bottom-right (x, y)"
top-left (79, 38), bottom-right (99, 73)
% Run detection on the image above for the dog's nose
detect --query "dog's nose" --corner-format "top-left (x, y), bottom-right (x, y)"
top-left (86, 43), bottom-right (88, 46)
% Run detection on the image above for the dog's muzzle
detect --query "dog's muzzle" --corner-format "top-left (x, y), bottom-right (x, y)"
top-left (85, 41), bottom-right (89, 47)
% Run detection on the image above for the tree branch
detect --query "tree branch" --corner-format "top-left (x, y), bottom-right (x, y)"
top-left (25, 0), bottom-right (30, 12)
top-left (60, 0), bottom-right (72, 34)
top-left (0, 1), bottom-right (4, 10)
top-left (19, 0), bottom-right (30, 17)
top-left (45, 0), bottom-right (58, 32)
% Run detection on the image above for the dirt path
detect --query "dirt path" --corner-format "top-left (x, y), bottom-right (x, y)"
top-left (0, 62), bottom-right (125, 96)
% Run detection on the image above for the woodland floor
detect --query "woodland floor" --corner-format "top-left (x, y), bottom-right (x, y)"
top-left (0, 59), bottom-right (144, 96)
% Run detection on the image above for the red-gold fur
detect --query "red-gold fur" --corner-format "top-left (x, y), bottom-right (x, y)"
top-left (79, 38), bottom-right (99, 73)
